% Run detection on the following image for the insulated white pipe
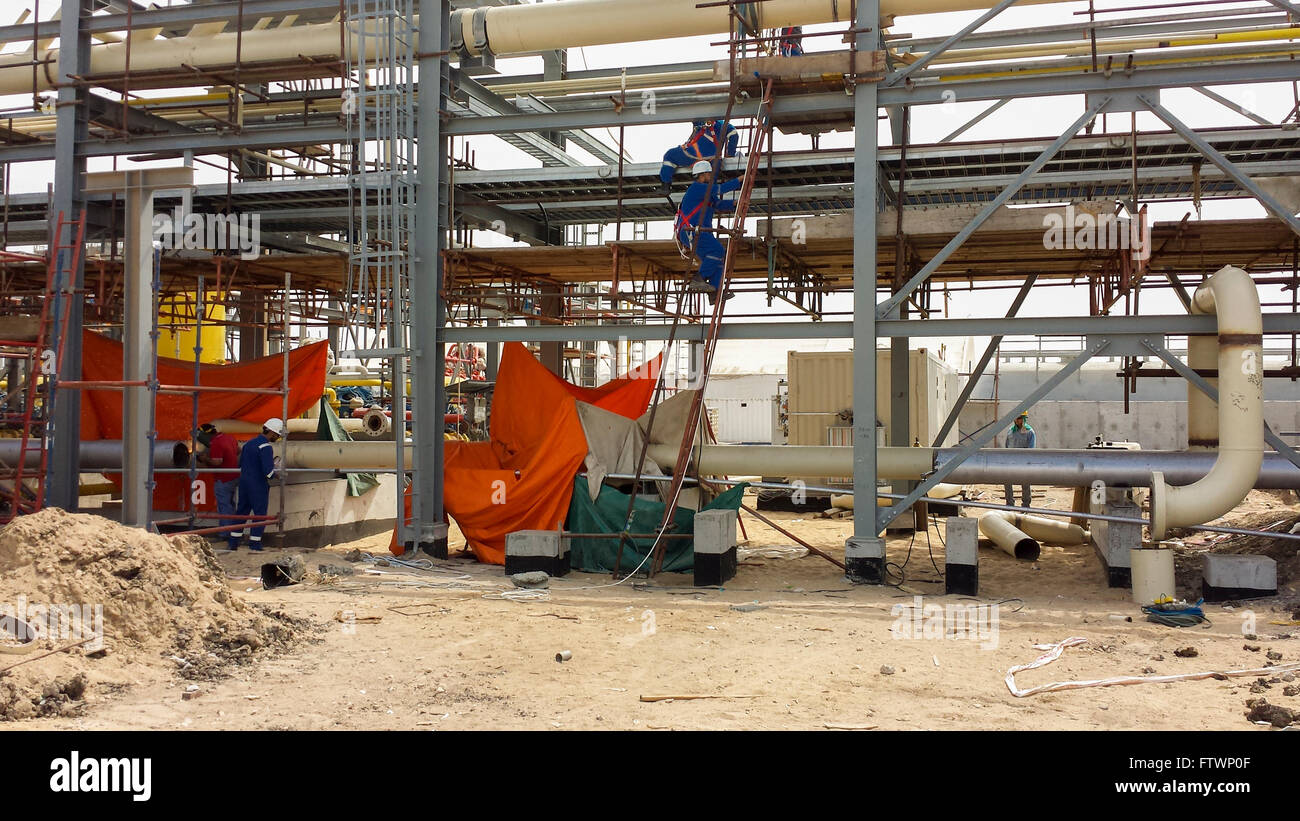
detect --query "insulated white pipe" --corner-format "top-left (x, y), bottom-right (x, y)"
top-left (977, 512), bottom-right (1041, 561)
top-left (1151, 265), bottom-right (1264, 539)
top-left (210, 417), bottom-right (366, 435)
top-left (645, 442), bottom-right (935, 480)
top-left (4, 0), bottom-right (1068, 95)
top-left (1187, 333), bottom-right (1218, 449)
top-left (455, 0), bottom-right (1064, 57)
top-left (998, 511), bottom-right (1089, 545)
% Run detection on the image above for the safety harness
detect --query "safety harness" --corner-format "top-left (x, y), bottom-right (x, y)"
top-left (681, 121), bottom-right (719, 159)
top-left (674, 197), bottom-right (708, 260)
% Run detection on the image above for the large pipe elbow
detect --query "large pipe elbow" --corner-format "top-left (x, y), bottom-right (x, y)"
top-left (1150, 265), bottom-right (1263, 539)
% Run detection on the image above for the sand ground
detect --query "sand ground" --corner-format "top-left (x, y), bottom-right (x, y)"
top-left (17, 487), bottom-right (1300, 731)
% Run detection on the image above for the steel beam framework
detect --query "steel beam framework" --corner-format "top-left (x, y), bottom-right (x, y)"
top-left (11, 0), bottom-right (1300, 569)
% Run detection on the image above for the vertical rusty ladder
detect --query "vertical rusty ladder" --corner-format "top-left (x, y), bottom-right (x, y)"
top-left (648, 79), bottom-right (775, 575)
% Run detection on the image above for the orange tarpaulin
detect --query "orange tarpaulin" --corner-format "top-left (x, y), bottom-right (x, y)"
top-left (430, 342), bottom-right (660, 564)
top-left (78, 330), bottom-right (329, 512)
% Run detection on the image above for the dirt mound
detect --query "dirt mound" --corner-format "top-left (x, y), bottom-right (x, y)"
top-left (0, 508), bottom-right (311, 721)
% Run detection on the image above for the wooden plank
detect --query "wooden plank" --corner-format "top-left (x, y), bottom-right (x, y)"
top-left (0, 315), bottom-right (40, 342)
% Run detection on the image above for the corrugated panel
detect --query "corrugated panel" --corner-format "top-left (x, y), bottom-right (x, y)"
top-left (789, 412), bottom-right (840, 446)
top-left (787, 351), bottom-right (853, 413)
top-left (709, 397), bottom-right (773, 444)
top-left (788, 349), bottom-right (957, 447)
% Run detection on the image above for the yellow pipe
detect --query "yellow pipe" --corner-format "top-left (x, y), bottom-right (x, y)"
top-left (938, 44), bottom-right (1300, 82)
top-left (328, 378), bottom-right (383, 387)
top-left (928, 26), bottom-right (1300, 64)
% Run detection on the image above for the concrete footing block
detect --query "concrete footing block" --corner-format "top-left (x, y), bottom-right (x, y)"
top-left (693, 509), bottom-right (738, 587)
top-left (1203, 554), bottom-right (1277, 602)
top-left (944, 516), bottom-right (979, 596)
top-left (1090, 492), bottom-right (1141, 588)
top-left (504, 530), bottom-right (570, 577)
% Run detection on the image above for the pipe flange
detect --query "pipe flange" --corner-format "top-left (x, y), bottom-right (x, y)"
top-left (1149, 470), bottom-right (1167, 540)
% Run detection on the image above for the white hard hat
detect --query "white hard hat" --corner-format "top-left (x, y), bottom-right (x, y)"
top-left (264, 417), bottom-right (286, 436)
top-left (691, 160), bottom-right (713, 176)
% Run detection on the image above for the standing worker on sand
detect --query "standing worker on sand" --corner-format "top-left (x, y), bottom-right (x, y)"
top-left (1003, 412), bottom-right (1036, 508)
top-left (676, 160), bottom-right (743, 305)
top-left (229, 418), bottom-right (285, 551)
top-left (658, 119), bottom-right (740, 196)
top-left (195, 422), bottom-right (240, 540)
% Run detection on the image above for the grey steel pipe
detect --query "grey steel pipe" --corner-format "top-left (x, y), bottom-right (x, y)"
top-left (939, 448), bottom-right (1300, 489)
top-left (0, 440), bottom-right (189, 470)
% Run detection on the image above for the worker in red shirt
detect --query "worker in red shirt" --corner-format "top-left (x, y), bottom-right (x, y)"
top-left (196, 422), bottom-right (240, 544)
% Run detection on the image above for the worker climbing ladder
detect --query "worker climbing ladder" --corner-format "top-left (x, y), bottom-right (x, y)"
top-left (0, 211), bottom-right (85, 522)
top-left (648, 79), bottom-right (775, 574)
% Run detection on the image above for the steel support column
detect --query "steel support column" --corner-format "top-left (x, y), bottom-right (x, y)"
top-left (845, 0), bottom-right (885, 584)
top-left (46, 0), bottom-right (93, 512)
top-left (410, 0), bottom-right (451, 557)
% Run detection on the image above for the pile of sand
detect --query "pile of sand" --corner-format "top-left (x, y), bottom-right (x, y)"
top-left (0, 508), bottom-right (311, 720)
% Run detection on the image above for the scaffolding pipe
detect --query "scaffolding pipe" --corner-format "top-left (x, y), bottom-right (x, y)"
top-left (1150, 265), bottom-right (1264, 539)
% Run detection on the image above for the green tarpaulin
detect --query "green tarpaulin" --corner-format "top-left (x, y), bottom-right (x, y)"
top-left (566, 476), bottom-right (747, 574)
top-left (315, 399), bottom-right (381, 497)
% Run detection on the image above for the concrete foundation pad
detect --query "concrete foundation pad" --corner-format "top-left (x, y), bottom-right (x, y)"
top-left (1203, 554), bottom-right (1277, 602)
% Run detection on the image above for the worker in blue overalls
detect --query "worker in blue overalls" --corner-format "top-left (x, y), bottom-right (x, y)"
top-left (229, 417), bottom-right (285, 551)
top-left (777, 26), bottom-right (805, 57)
top-left (659, 119), bottom-right (740, 196)
top-left (676, 160), bottom-right (743, 305)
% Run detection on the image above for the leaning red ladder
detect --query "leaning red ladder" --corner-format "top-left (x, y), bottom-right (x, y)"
top-left (648, 80), bottom-right (775, 574)
top-left (2, 211), bottom-right (86, 521)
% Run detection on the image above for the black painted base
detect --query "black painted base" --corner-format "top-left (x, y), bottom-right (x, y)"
top-left (1203, 581), bottom-right (1276, 603)
top-left (694, 546), bottom-right (737, 587)
top-left (410, 537), bottom-right (449, 560)
top-left (928, 501), bottom-right (961, 519)
top-left (255, 518), bottom-right (395, 550)
top-left (945, 563), bottom-right (978, 596)
top-left (1093, 544), bottom-right (1132, 588)
top-left (845, 556), bottom-right (885, 585)
top-left (505, 553), bottom-right (571, 577)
